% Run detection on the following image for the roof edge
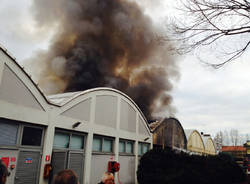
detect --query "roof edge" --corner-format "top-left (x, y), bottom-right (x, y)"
top-left (0, 45), bottom-right (59, 107)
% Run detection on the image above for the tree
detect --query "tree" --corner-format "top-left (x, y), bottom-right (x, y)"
top-left (223, 130), bottom-right (230, 145)
top-left (214, 131), bottom-right (223, 151)
top-left (230, 129), bottom-right (239, 146)
top-left (246, 134), bottom-right (249, 141)
top-left (171, 0), bottom-right (250, 68)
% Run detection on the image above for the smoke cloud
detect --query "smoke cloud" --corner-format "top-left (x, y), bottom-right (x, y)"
top-left (26, 0), bottom-right (179, 121)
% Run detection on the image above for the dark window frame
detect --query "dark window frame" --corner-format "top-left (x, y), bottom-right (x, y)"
top-left (53, 129), bottom-right (86, 151)
top-left (119, 139), bottom-right (134, 155)
top-left (138, 142), bottom-right (150, 156)
top-left (0, 119), bottom-right (45, 149)
top-left (21, 126), bottom-right (44, 147)
top-left (92, 135), bottom-right (114, 154)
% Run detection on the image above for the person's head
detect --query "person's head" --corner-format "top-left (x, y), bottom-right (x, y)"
top-left (0, 160), bottom-right (9, 184)
top-left (101, 172), bottom-right (114, 184)
top-left (53, 169), bottom-right (79, 184)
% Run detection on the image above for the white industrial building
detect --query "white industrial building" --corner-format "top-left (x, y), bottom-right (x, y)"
top-left (0, 46), bottom-right (152, 184)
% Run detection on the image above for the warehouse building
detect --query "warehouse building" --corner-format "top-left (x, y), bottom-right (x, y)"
top-left (201, 133), bottom-right (216, 155)
top-left (184, 129), bottom-right (205, 155)
top-left (184, 130), bottom-right (216, 155)
top-left (151, 118), bottom-right (187, 151)
top-left (0, 46), bottom-right (152, 184)
top-left (151, 119), bottom-right (216, 156)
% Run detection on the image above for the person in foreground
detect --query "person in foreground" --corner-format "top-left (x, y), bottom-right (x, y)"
top-left (98, 172), bottom-right (114, 184)
top-left (0, 160), bottom-right (9, 184)
top-left (53, 169), bottom-right (79, 184)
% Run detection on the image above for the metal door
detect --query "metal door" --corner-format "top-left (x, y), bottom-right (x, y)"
top-left (14, 150), bottom-right (41, 184)
top-left (51, 151), bottom-right (67, 177)
top-left (51, 151), bottom-right (84, 184)
top-left (68, 151), bottom-right (84, 184)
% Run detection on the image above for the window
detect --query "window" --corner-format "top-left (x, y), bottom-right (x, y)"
top-left (69, 134), bottom-right (84, 149)
top-left (21, 126), bottom-right (43, 146)
top-left (92, 135), bottom-right (114, 153)
top-left (143, 144), bottom-right (150, 154)
top-left (103, 138), bottom-right (113, 152)
top-left (93, 137), bottom-right (102, 152)
top-left (126, 142), bottom-right (133, 154)
top-left (119, 141), bottom-right (125, 153)
top-left (53, 132), bottom-right (70, 148)
top-left (53, 131), bottom-right (85, 150)
top-left (138, 142), bottom-right (150, 156)
top-left (138, 143), bottom-right (142, 155)
top-left (119, 139), bottom-right (134, 154)
top-left (0, 121), bottom-right (18, 146)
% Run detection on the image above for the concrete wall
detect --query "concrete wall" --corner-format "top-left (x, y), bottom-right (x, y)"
top-left (95, 95), bottom-right (118, 128)
top-left (0, 50), bottom-right (50, 126)
top-left (119, 156), bottom-right (136, 184)
top-left (61, 98), bottom-right (91, 121)
top-left (90, 154), bottom-right (111, 184)
top-left (0, 65), bottom-right (44, 111)
top-left (120, 99), bottom-right (136, 133)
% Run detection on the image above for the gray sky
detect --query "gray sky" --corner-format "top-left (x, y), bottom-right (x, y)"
top-left (0, 0), bottom-right (249, 137)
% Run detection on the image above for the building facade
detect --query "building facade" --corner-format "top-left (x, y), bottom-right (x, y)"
top-left (184, 129), bottom-right (205, 155)
top-left (0, 46), bottom-right (152, 184)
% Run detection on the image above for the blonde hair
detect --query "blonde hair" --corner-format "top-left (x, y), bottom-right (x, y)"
top-left (101, 172), bottom-right (114, 182)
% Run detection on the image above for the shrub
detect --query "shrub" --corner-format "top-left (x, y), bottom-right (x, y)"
top-left (137, 148), bottom-right (246, 184)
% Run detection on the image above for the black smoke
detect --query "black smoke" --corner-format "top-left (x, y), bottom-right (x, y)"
top-left (27, 0), bottom-right (179, 121)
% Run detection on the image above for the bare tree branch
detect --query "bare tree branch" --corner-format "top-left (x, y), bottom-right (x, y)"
top-left (170, 0), bottom-right (250, 68)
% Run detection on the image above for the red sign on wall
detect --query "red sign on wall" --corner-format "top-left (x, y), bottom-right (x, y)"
top-left (45, 155), bottom-right (50, 162)
top-left (11, 157), bottom-right (16, 162)
top-left (1, 157), bottom-right (9, 168)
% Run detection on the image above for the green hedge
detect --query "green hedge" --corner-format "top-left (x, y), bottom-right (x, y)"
top-left (137, 148), bottom-right (246, 184)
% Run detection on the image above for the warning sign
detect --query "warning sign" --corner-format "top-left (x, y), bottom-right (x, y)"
top-left (45, 155), bottom-right (50, 162)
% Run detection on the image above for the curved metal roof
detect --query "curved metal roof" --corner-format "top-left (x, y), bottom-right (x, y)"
top-left (185, 129), bottom-right (205, 150)
top-left (153, 117), bottom-right (187, 144)
top-left (47, 87), bottom-right (150, 129)
top-left (201, 135), bottom-right (216, 153)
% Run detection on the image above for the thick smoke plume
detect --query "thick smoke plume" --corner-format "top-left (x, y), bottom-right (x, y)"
top-left (27, 0), bottom-right (179, 121)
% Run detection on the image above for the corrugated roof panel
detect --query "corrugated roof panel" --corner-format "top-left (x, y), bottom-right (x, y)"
top-left (47, 91), bottom-right (82, 106)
